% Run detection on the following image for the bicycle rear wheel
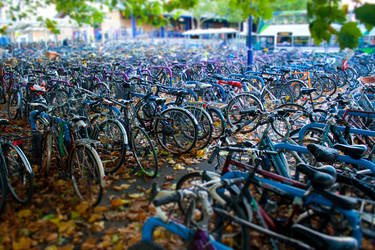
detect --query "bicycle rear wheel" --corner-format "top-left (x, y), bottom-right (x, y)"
top-left (0, 170), bottom-right (7, 214)
top-left (69, 143), bottom-right (104, 206)
top-left (227, 93), bottom-right (264, 133)
top-left (155, 107), bottom-right (198, 154)
top-left (183, 105), bottom-right (213, 150)
top-left (3, 143), bottom-right (34, 203)
top-left (93, 119), bottom-right (127, 174)
top-left (207, 107), bottom-right (225, 140)
top-left (130, 126), bottom-right (158, 178)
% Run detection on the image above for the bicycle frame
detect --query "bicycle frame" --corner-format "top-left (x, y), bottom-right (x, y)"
top-left (142, 216), bottom-right (232, 250)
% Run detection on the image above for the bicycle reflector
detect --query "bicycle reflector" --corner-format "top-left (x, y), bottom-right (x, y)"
top-left (13, 139), bottom-right (23, 146)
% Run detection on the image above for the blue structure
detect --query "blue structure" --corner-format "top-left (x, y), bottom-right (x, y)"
top-left (131, 16), bottom-right (136, 38)
top-left (247, 16), bottom-right (253, 68)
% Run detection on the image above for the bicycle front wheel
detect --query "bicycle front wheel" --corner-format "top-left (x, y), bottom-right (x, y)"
top-left (130, 126), bottom-right (158, 178)
top-left (155, 107), bottom-right (198, 154)
top-left (69, 143), bottom-right (104, 206)
top-left (3, 143), bottom-right (34, 203)
top-left (7, 90), bottom-right (21, 120)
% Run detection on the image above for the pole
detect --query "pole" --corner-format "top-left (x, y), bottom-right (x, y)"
top-left (131, 15), bottom-right (136, 38)
top-left (247, 16), bottom-right (253, 70)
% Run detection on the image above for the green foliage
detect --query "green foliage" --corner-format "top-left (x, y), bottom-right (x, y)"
top-left (270, 0), bottom-right (308, 11)
top-left (354, 3), bottom-right (375, 31)
top-left (307, 0), bottom-right (375, 49)
top-left (338, 22), bottom-right (362, 49)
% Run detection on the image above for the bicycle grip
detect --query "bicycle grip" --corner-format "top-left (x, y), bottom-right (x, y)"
top-left (153, 192), bottom-right (180, 206)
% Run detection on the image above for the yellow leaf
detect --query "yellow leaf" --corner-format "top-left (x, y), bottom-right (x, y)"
top-left (46, 245), bottom-right (57, 250)
top-left (75, 202), bottom-right (89, 215)
top-left (12, 237), bottom-right (32, 250)
top-left (173, 163), bottom-right (185, 170)
top-left (111, 199), bottom-right (122, 209)
top-left (88, 214), bottom-right (102, 223)
top-left (17, 209), bottom-right (31, 219)
top-left (129, 193), bottom-right (143, 199)
top-left (58, 220), bottom-right (75, 236)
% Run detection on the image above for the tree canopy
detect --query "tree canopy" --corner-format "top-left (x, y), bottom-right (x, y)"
top-left (0, 0), bottom-right (374, 49)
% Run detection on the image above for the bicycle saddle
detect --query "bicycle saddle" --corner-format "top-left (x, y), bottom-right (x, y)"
top-left (333, 144), bottom-right (367, 160)
top-left (301, 87), bottom-right (317, 95)
top-left (296, 163), bottom-right (336, 189)
top-left (149, 97), bottom-right (166, 105)
top-left (169, 89), bottom-right (189, 97)
top-left (307, 144), bottom-right (338, 163)
top-left (0, 119), bottom-right (10, 126)
top-left (292, 224), bottom-right (358, 250)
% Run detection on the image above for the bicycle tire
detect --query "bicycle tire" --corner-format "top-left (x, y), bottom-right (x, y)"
top-left (130, 126), bottom-right (158, 178)
top-left (207, 107), bottom-right (225, 140)
top-left (261, 84), bottom-right (294, 110)
top-left (271, 103), bottom-right (309, 138)
top-left (3, 143), bottom-right (34, 203)
top-left (183, 105), bottom-right (213, 150)
top-left (0, 170), bottom-right (7, 215)
top-left (155, 107), bottom-right (198, 154)
top-left (69, 143), bottom-right (104, 206)
top-left (93, 119), bottom-right (127, 174)
top-left (0, 84), bottom-right (6, 104)
top-left (7, 90), bottom-right (21, 120)
top-left (176, 172), bottom-right (251, 250)
top-left (227, 93), bottom-right (264, 133)
top-left (287, 79), bottom-right (307, 102)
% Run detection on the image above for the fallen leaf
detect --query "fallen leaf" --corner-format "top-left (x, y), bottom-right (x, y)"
top-left (128, 193), bottom-right (143, 199)
top-left (12, 237), bottom-right (32, 250)
top-left (88, 214), bottom-right (102, 223)
top-left (17, 209), bottom-right (32, 219)
top-left (165, 176), bottom-right (175, 181)
top-left (173, 163), bottom-right (185, 170)
top-left (46, 233), bottom-right (58, 243)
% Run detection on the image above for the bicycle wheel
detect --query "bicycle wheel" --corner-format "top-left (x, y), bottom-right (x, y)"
top-left (41, 133), bottom-right (54, 174)
top-left (69, 143), bottom-right (104, 206)
top-left (0, 84), bottom-right (6, 104)
top-left (93, 119), bottom-right (127, 174)
top-left (130, 126), bottom-right (158, 178)
top-left (227, 93), bottom-right (264, 133)
top-left (176, 172), bottom-right (251, 250)
top-left (288, 79), bottom-right (307, 102)
top-left (3, 143), bottom-right (33, 203)
top-left (0, 170), bottom-right (7, 215)
top-left (207, 107), bottom-right (225, 140)
top-left (183, 105), bottom-right (213, 150)
top-left (271, 103), bottom-right (309, 138)
top-left (261, 85), bottom-right (294, 111)
top-left (155, 107), bottom-right (198, 154)
top-left (319, 76), bottom-right (337, 97)
top-left (7, 90), bottom-right (21, 120)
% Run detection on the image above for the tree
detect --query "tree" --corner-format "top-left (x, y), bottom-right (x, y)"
top-left (189, 0), bottom-right (216, 29)
top-left (308, 0), bottom-right (375, 49)
top-left (270, 0), bottom-right (308, 11)
top-left (0, 0), bottom-right (198, 34)
top-left (1, 0), bottom-right (374, 49)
